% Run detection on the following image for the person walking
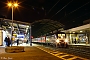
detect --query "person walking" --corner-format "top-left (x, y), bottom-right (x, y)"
top-left (74, 38), bottom-right (77, 44)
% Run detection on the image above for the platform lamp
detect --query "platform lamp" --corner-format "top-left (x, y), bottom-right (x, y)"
top-left (7, 2), bottom-right (19, 46)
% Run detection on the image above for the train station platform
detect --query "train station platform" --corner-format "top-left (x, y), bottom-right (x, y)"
top-left (0, 44), bottom-right (89, 60)
top-left (1, 43), bottom-right (90, 53)
top-left (68, 44), bottom-right (90, 51)
top-left (0, 43), bottom-right (39, 54)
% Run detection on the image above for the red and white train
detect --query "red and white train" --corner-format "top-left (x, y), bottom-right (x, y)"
top-left (32, 33), bottom-right (69, 47)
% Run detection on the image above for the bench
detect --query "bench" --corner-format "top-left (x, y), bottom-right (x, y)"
top-left (5, 46), bottom-right (24, 53)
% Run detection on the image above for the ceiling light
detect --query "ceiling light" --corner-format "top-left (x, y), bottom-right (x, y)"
top-left (9, 27), bottom-right (11, 28)
top-left (80, 31), bottom-right (83, 32)
top-left (73, 32), bottom-right (75, 33)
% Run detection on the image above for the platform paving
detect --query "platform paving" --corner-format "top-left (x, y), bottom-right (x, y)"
top-left (0, 46), bottom-right (61, 60)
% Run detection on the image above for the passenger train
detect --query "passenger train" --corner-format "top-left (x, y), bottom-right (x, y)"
top-left (32, 33), bottom-right (69, 47)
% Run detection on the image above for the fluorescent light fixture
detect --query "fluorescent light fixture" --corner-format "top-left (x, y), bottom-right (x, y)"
top-left (73, 32), bottom-right (75, 33)
top-left (9, 27), bottom-right (11, 28)
top-left (80, 31), bottom-right (83, 32)
top-left (27, 26), bottom-right (29, 27)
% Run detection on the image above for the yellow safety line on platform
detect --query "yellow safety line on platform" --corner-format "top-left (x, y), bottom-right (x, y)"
top-left (36, 46), bottom-right (88, 60)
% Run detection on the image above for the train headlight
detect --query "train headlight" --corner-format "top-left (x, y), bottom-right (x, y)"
top-left (65, 39), bottom-right (68, 42)
top-left (56, 39), bottom-right (59, 43)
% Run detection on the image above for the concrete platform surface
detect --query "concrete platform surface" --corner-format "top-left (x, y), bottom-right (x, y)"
top-left (0, 46), bottom-right (61, 60)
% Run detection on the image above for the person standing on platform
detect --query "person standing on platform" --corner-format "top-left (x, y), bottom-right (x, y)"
top-left (17, 39), bottom-right (19, 46)
top-left (4, 35), bottom-right (11, 47)
top-left (74, 38), bottom-right (77, 44)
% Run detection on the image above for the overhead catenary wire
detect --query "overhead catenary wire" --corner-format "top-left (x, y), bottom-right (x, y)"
top-left (60, 1), bottom-right (90, 21)
top-left (72, 11), bottom-right (90, 21)
top-left (67, 1), bottom-right (90, 15)
top-left (46, 0), bottom-right (60, 15)
top-left (50, 0), bottom-right (73, 19)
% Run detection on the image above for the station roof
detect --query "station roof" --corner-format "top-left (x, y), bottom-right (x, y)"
top-left (0, 18), bottom-right (30, 34)
top-left (62, 23), bottom-right (90, 34)
top-left (0, 17), bottom-right (64, 37)
top-left (31, 19), bottom-right (64, 37)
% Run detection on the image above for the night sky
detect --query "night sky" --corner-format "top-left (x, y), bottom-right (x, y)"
top-left (0, 0), bottom-right (90, 29)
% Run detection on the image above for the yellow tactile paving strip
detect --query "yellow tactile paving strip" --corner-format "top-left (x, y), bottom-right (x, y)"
top-left (36, 46), bottom-right (89, 60)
